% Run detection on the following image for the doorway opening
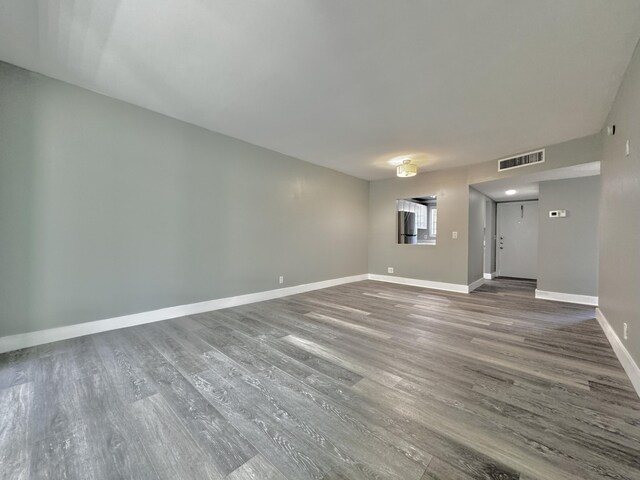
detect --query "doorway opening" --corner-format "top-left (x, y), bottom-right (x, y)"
top-left (496, 200), bottom-right (539, 280)
top-left (470, 161), bottom-right (600, 297)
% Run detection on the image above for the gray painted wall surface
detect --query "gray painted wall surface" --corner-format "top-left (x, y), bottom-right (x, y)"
top-left (368, 167), bottom-right (469, 285)
top-left (467, 187), bottom-right (486, 284)
top-left (599, 40), bottom-right (640, 364)
top-left (466, 134), bottom-right (603, 186)
top-left (0, 62), bottom-right (369, 337)
top-left (369, 135), bottom-right (602, 287)
top-left (537, 176), bottom-right (600, 297)
top-left (0, 59), bottom-right (616, 340)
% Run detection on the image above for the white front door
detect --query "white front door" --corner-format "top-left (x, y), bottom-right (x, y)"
top-left (497, 201), bottom-right (538, 279)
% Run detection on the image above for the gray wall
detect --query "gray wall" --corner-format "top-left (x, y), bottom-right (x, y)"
top-left (368, 167), bottom-right (469, 285)
top-left (467, 187), bottom-right (486, 284)
top-left (467, 134), bottom-right (602, 186)
top-left (0, 62), bottom-right (369, 337)
top-left (0, 58), bottom-right (618, 342)
top-left (599, 40), bottom-right (640, 364)
top-left (537, 176), bottom-right (600, 296)
top-left (368, 135), bottom-right (601, 288)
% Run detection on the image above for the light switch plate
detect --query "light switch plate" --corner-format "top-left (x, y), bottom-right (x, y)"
top-left (549, 210), bottom-right (567, 218)
top-left (452, 231), bottom-right (458, 239)
top-left (626, 139), bottom-right (630, 156)
top-left (624, 323), bottom-right (628, 340)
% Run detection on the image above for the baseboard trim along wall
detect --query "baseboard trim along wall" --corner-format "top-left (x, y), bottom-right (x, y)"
top-left (368, 274), bottom-right (470, 293)
top-left (483, 272), bottom-right (497, 280)
top-left (0, 273), bottom-right (472, 353)
top-left (535, 289), bottom-right (599, 306)
top-left (468, 277), bottom-right (486, 292)
top-left (596, 308), bottom-right (640, 398)
top-left (0, 274), bottom-right (369, 354)
top-left (0, 274), bottom-right (608, 354)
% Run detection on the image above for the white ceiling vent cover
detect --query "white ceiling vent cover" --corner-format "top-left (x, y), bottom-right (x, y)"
top-left (498, 149), bottom-right (545, 172)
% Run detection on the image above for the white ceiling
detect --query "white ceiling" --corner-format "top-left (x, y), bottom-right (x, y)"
top-left (472, 162), bottom-right (601, 202)
top-left (1, 1), bottom-right (639, 180)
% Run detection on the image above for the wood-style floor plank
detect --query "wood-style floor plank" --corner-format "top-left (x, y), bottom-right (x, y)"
top-left (128, 393), bottom-right (224, 479)
top-left (0, 382), bottom-right (32, 480)
top-left (197, 339), bottom-right (426, 479)
top-left (226, 453), bottom-right (287, 480)
top-left (1, 278), bottom-right (639, 479)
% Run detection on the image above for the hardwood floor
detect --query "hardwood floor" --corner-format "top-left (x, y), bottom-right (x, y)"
top-left (1, 279), bottom-right (639, 479)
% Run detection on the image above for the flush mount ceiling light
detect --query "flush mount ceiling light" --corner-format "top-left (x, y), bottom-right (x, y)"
top-left (505, 189), bottom-right (517, 196)
top-left (397, 159), bottom-right (417, 177)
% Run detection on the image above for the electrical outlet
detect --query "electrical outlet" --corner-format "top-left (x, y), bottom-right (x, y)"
top-left (387, 267), bottom-right (394, 274)
top-left (279, 275), bottom-right (284, 284)
top-left (452, 231), bottom-right (458, 239)
top-left (624, 323), bottom-right (628, 341)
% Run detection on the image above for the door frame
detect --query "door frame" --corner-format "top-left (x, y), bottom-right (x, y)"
top-left (496, 200), bottom-right (539, 279)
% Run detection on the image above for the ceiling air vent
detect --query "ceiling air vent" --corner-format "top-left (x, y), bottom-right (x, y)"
top-left (498, 149), bottom-right (545, 172)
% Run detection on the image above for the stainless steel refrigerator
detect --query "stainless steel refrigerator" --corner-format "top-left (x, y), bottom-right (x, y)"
top-left (398, 211), bottom-right (417, 244)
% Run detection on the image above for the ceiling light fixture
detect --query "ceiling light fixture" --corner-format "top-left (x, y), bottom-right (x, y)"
top-left (505, 189), bottom-right (517, 196)
top-left (397, 159), bottom-right (417, 177)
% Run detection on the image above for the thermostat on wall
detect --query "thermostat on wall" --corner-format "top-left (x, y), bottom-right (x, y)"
top-left (549, 210), bottom-right (567, 218)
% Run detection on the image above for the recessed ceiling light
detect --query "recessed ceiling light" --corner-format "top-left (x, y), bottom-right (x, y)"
top-left (505, 189), bottom-right (517, 196)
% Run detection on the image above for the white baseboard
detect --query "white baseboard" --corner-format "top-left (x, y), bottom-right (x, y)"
top-left (535, 289), bottom-right (598, 306)
top-left (468, 277), bottom-right (486, 292)
top-left (0, 274), bottom-right (369, 354)
top-left (368, 274), bottom-right (469, 293)
top-left (483, 272), bottom-right (497, 280)
top-left (11, 274), bottom-right (604, 354)
top-left (596, 308), bottom-right (640, 398)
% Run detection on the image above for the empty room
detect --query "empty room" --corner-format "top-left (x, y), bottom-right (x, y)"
top-left (2, 1), bottom-right (640, 479)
